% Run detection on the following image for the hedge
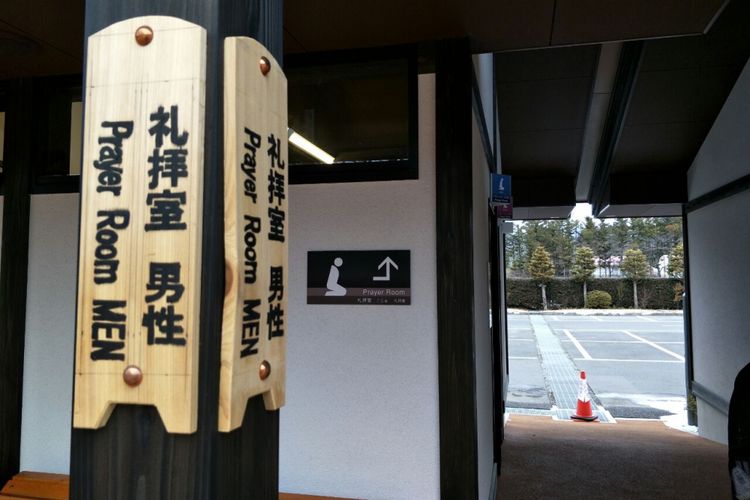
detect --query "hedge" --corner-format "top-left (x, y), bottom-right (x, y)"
top-left (507, 277), bottom-right (684, 310)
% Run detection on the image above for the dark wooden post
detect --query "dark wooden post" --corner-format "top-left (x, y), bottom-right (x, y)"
top-left (435, 38), bottom-right (479, 500)
top-left (0, 79), bottom-right (34, 487)
top-left (70, 1), bottom-right (283, 498)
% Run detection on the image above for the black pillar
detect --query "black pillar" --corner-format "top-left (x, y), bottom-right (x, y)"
top-left (435, 38), bottom-right (479, 500)
top-left (70, 1), bottom-right (283, 498)
top-left (0, 80), bottom-right (33, 487)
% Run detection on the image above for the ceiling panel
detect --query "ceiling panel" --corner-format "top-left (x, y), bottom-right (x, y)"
top-left (609, 0), bottom-right (750, 176)
top-left (552, 0), bottom-right (727, 46)
top-left (501, 129), bottom-right (585, 176)
top-left (626, 67), bottom-right (741, 126)
top-left (496, 44), bottom-right (599, 81)
top-left (0, 0), bottom-right (83, 58)
top-left (284, 0), bottom-right (724, 55)
top-left (0, 0), bottom-right (83, 78)
top-left (612, 123), bottom-right (712, 173)
top-left (499, 77), bottom-right (593, 132)
top-left (497, 45), bottom-right (597, 178)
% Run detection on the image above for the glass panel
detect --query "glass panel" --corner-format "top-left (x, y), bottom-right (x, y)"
top-left (287, 57), bottom-right (410, 167)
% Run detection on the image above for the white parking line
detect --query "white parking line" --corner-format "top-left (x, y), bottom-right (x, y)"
top-left (563, 329), bottom-right (592, 360)
top-left (622, 330), bottom-right (685, 361)
top-left (561, 339), bottom-right (684, 344)
top-left (556, 328), bottom-right (683, 333)
top-left (510, 356), bottom-right (537, 360)
top-left (509, 338), bottom-right (534, 342)
top-left (639, 316), bottom-right (659, 322)
top-left (574, 358), bottom-right (683, 363)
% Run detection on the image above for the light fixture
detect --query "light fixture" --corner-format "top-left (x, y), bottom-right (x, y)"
top-left (287, 128), bottom-right (335, 164)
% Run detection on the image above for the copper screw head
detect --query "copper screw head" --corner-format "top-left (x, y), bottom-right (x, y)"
top-left (123, 365), bottom-right (143, 386)
top-left (259, 360), bottom-right (271, 380)
top-left (259, 56), bottom-right (271, 76)
top-left (135, 26), bottom-right (153, 46)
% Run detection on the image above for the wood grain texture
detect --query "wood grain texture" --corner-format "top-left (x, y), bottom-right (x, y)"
top-left (71, 1), bottom-right (283, 499)
top-left (73, 16), bottom-right (206, 434)
top-left (1, 472), bottom-right (69, 500)
top-left (0, 78), bottom-right (33, 491)
top-left (220, 36), bottom-right (287, 432)
top-left (435, 38), bottom-right (479, 500)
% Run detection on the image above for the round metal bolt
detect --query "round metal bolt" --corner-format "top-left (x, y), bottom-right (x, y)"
top-left (135, 26), bottom-right (154, 46)
top-left (259, 56), bottom-right (271, 76)
top-left (123, 365), bottom-right (143, 387)
top-left (259, 360), bottom-right (271, 380)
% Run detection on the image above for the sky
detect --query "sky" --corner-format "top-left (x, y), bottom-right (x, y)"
top-left (570, 203), bottom-right (593, 222)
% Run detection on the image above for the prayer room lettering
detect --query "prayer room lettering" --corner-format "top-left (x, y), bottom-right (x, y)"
top-left (90, 299), bottom-right (127, 361)
top-left (220, 37), bottom-right (287, 432)
top-left (95, 121), bottom-right (133, 196)
top-left (75, 16), bottom-right (205, 434)
top-left (93, 209), bottom-right (130, 284)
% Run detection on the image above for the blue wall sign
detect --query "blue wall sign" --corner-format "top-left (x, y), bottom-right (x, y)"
top-left (491, 174), bottom-right (512, 204)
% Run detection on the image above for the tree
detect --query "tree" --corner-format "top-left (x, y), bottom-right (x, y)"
top-left (572, 246), bottom-right (597, 307)
top-left (621, 248), bottom-right (649, 308)
top-left (528, 246), bottom-right (555, 309)
top-left (668, 243), bottom-right (684, 278)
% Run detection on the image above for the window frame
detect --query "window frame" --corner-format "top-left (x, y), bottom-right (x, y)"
top-left (285, 44), bottom-right (419, 185)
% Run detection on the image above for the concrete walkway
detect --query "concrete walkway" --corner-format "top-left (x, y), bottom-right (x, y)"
top-left (527, 315), bottom-right (614, 422)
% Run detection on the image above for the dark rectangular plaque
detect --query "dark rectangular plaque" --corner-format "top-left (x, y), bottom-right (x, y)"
top-left (307, 250), bottom-right (411, 305)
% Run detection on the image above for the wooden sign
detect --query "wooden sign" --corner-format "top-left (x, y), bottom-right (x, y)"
top-left (73, 16), bottom-right (206, 434)
top-left (220, 37), bottom-right (287, 432)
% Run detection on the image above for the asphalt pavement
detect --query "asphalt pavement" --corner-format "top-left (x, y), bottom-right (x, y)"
top-left (507, 312), bottom-right (687, 420)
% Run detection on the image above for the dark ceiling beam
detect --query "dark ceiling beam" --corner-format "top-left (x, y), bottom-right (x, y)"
top-left (596, 172), bottom-right (687, 218)
top-left (609, 173), bottom-right (686, 206)
top-left (512, 176), bottom-right (576, 207)
top-left (575, 42), bottom-right (621, 202)
top-left (589, 41), bottom-right (644, 216)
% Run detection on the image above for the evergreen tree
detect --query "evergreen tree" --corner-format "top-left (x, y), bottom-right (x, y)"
top-left (505, 224), bottom-right (528, 275)
top-left (610, 218), bottom-right (630, 257)
top-left (621, 247), bottom-right (649, 308)
top-left (668, 243), bottom-right (684, 278)
top-left (528, 246), bottom-right (555, 309)
top-left (572, 246), bottom-right (597, 307)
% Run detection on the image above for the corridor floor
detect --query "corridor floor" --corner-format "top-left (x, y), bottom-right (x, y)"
top-left (497, 415), bottom-right (730, 499)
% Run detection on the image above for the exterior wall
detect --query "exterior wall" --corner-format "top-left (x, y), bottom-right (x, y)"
top-left (20, 194), bottom-right (78, 472)
top-left (472, 112), bottom-right (494, 500)
top-left (686, 60), bottom-right (750, 444)
top-left (279, 74), bottom-right (439, 499)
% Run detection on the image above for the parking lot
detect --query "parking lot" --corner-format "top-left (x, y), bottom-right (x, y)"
top-left (508, 312), bottom-right (686, 419)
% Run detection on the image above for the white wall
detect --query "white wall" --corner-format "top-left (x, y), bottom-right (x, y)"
top-left (279, 74), bottom-right (439, 500)
top-left (20, 194), bottom-right (79, 473)
top-left (15, 76), bottom-right (440, 498)
top-left (686, 60), bottom-right (750, 444)
top-left (472, 112), bottom-right (494, 500)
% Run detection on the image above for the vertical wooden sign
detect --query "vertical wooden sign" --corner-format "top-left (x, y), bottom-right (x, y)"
top-left (73, 16), bottom-right (206, 434)
top-left (220, 37), bottom-right (287, 432)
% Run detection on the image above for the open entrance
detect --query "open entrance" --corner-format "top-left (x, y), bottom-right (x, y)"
top-left (504, 210), bottom-right (689, 423)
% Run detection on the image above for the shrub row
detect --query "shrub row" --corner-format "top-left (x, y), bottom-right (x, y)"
top-left (507, 277), bottom-right (683, 310)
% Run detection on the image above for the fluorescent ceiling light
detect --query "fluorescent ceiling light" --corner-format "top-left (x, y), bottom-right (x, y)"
top-left (287, 128), bottom-right (335, 164)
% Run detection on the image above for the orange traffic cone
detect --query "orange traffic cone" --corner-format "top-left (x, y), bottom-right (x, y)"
top-left (571, 371), bottom-right (598, 421)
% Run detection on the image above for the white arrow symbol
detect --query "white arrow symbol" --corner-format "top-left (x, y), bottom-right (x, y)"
top-left (373, 256), bottom-right (399, 281)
